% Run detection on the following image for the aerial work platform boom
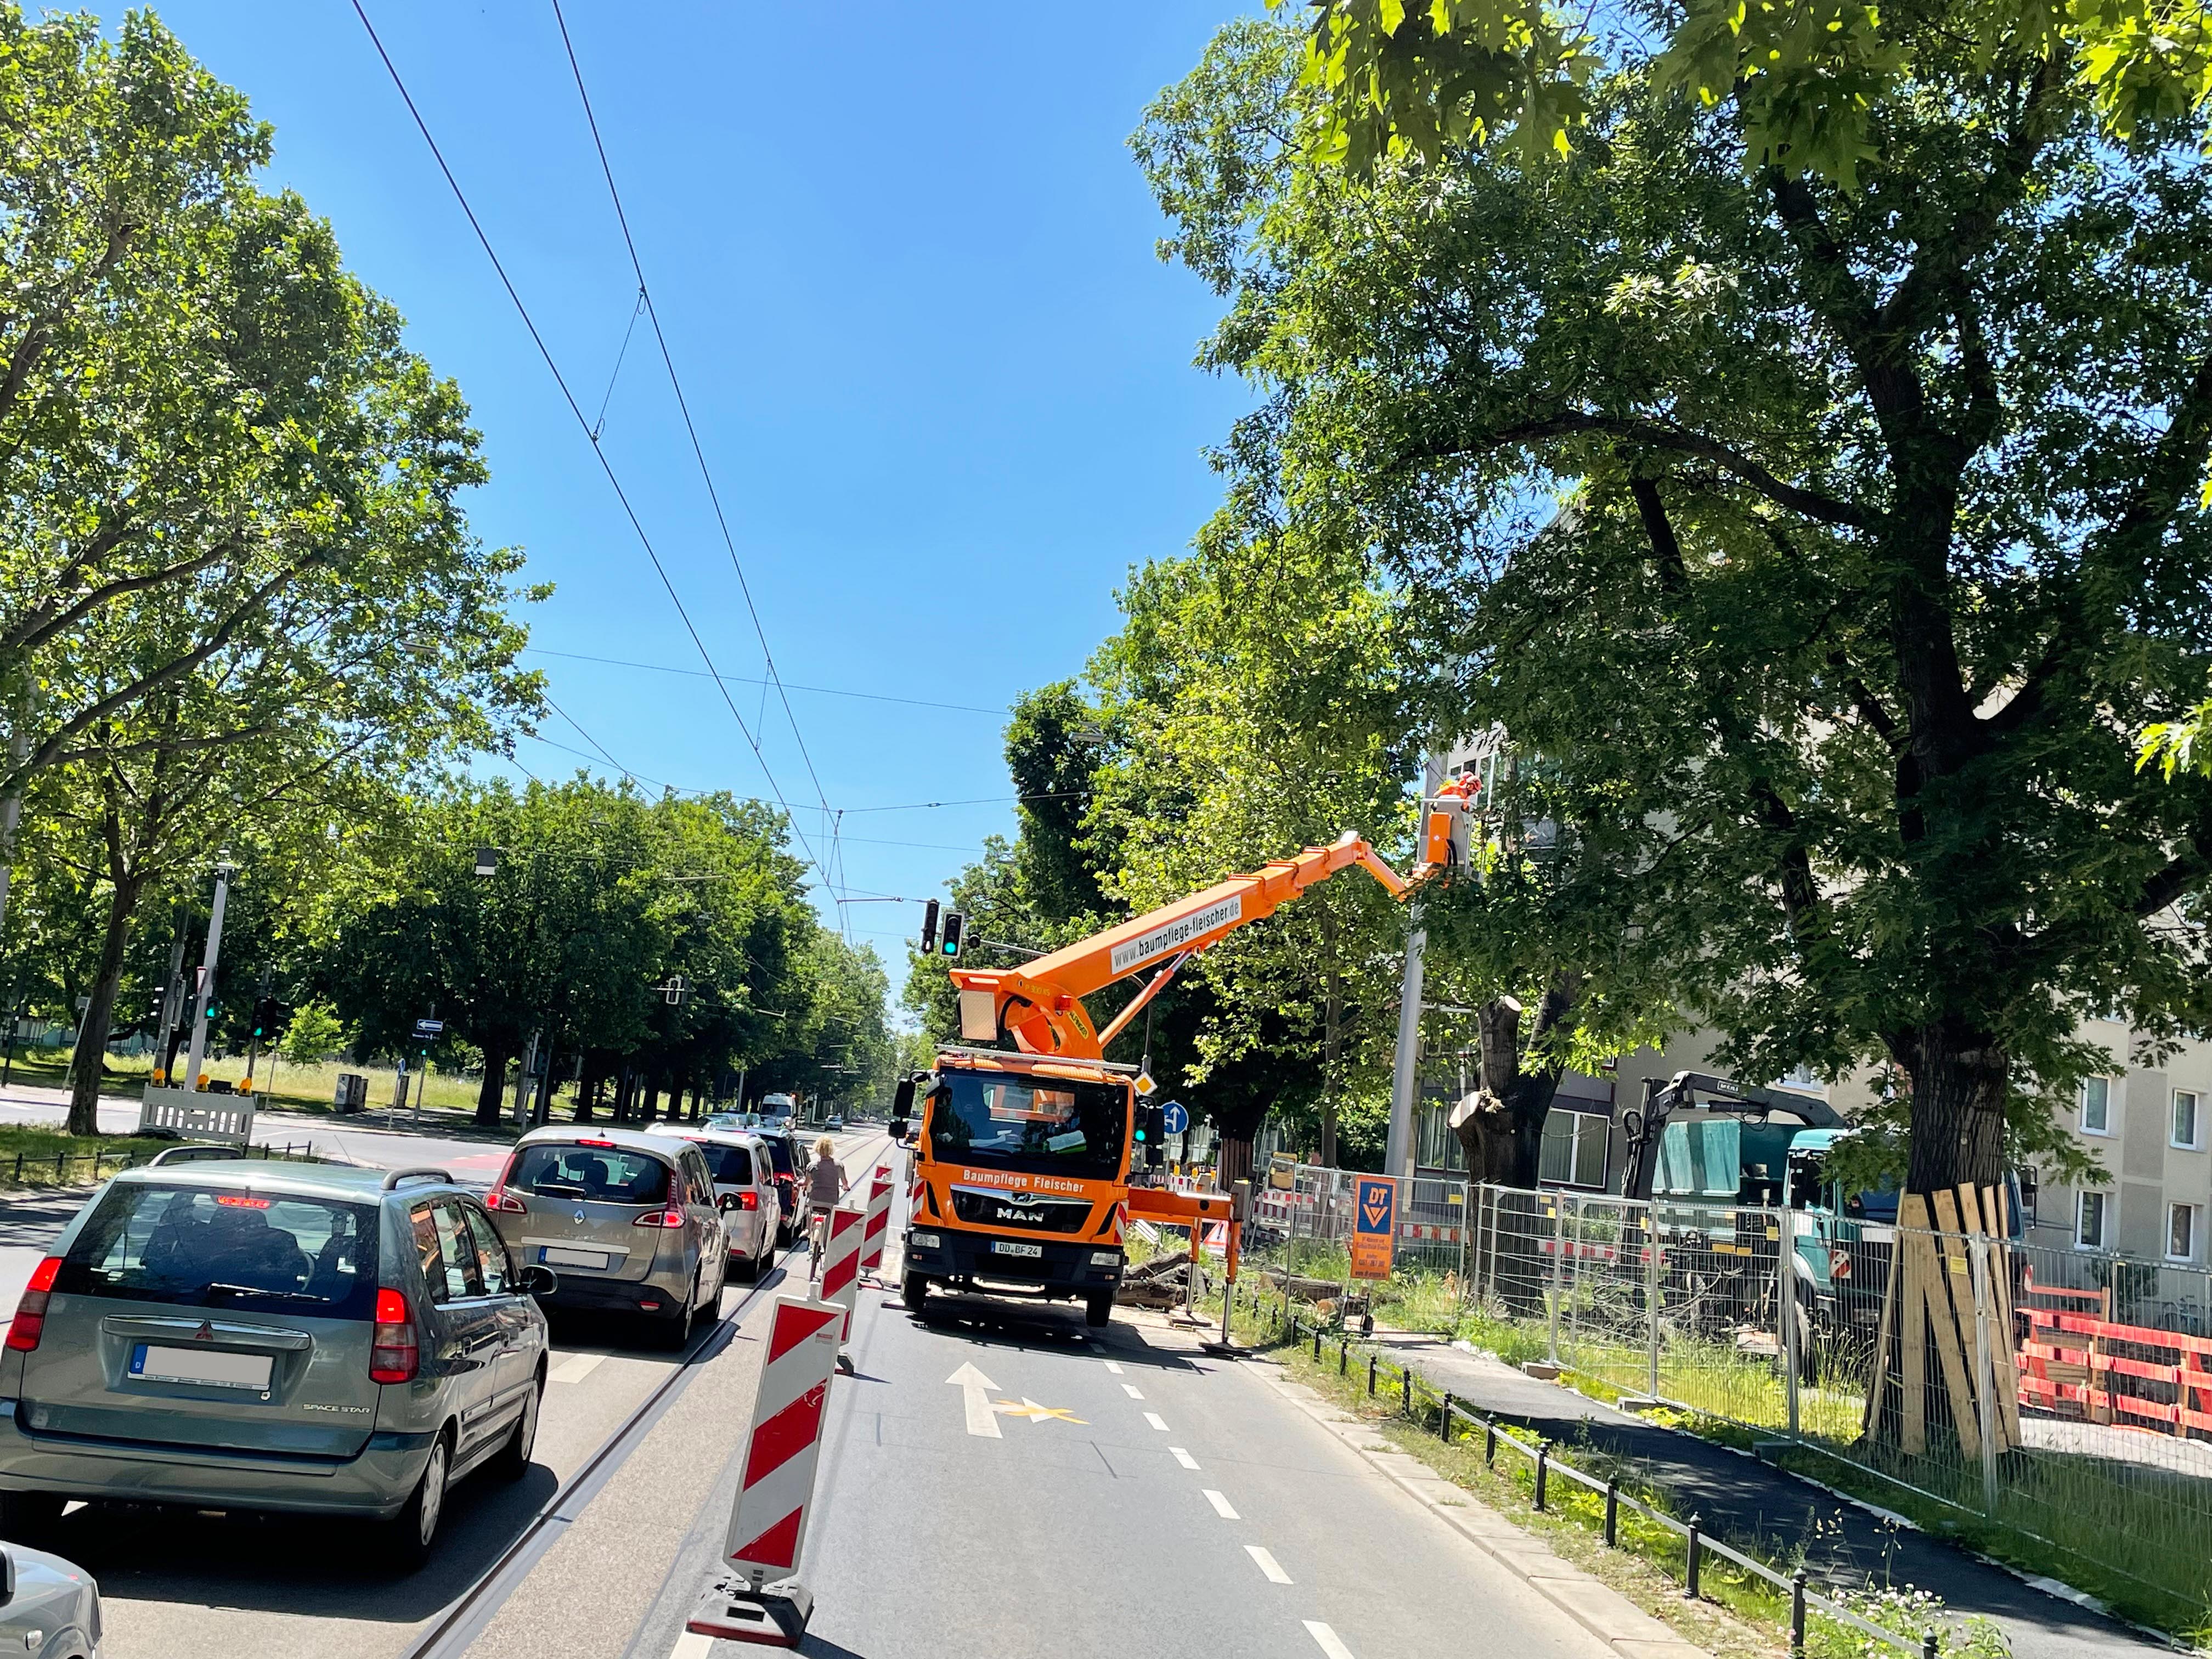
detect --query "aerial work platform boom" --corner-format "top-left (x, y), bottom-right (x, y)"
top-left (949, 831), bottom-right (1414, 1061)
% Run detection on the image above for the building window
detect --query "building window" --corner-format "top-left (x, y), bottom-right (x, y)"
top-left (2077, 1190), bottom-right (2109, 1250)
top-left (2080, 1076), bottom-right (2112, 1136)
top-left (1538, 1108), bottom-right (1609, 1190)
top-left (2170, 1203), bottom-right (2199, 1263)
top-left (2176, 1091), bottom-right (2203, 1150)
top-left (1415, 1104), bottom-right (1469, 1173)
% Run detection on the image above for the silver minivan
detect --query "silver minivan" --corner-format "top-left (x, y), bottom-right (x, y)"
top-left (645, 1125), bottom-right (781, 1280)
top-left (487, 1127), bottom-right (726, 1344)
top-left (0, 1155), bottom-right (554, 1566)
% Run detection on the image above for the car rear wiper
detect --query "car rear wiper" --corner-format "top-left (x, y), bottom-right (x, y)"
top-left (201, 1282), bottom-right (319, 1301)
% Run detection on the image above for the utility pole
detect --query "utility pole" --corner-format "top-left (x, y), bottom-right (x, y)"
top-left (153, 926), bottom-right (187, 1084)
top-left (1384, 756), bottom-right (1443, 1177)
top-left (513, 1029), bottom-right (539, 1126)
top-left (180, 854), bottom-right (237, 1095)
top-left (242, 966), bottom-right (272, 1090)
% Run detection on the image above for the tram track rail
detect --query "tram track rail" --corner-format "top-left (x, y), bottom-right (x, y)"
top-left (398, 1132), bottom-right (890, 1659)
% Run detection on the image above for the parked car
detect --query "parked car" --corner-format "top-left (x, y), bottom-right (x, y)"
top-left (0, 1153), bottom-right (555, 1567)
top-left (757, 1130), bottom-right (811, 1245)
top-left (487, 1127), bottom-right (727, 1346)
top-left (645, 1124), bottom-right (782, 1280)
top-left (0, 1540), bottom-right (100, 1657)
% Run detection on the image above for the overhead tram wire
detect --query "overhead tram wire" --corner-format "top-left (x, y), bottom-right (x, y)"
top-left (347, 1), bottom-right (831, 893)
top-left (547, 2), bottom-right (840, 851)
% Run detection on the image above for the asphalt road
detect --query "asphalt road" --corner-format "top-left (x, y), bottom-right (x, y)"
top-left (521, 1178), bottom-right (1627, 1659)
top-left (0, 1120), bottom-right (891, 1659)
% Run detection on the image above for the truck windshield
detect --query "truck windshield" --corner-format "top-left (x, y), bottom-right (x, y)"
top-left (929, 1071), bottom-right (1126, 1180)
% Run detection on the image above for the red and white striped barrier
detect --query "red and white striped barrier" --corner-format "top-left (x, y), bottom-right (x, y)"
top-left (858, 1174), bottom-right (894, 1283)
top-left (1397, 1223), bottom-right (1465, 1243)
top-left (819, 1204), bottom-right (864, 1342)
top-left (685, 1296), bottom-right (842, 1647)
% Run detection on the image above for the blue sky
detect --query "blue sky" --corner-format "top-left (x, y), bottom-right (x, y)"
top-left (149, 2), bottom-right (1259, 996)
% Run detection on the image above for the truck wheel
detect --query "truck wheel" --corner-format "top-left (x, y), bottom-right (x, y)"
top-left (901, 1269), bottom-right (928, 1312)
top-left (1085, 1288), bottom-right (1113, 1329)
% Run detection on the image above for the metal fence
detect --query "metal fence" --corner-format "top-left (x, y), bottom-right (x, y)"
top-left (1243, 1166), bottom-right (2212, 1624)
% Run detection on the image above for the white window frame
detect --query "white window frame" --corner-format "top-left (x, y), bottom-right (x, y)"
top-left (2175, 1089), bottom-right (2204, 1151)
top-left (2076, 1189), bottom-right (2109, 1251)
top-left (2079, 1075), bottom-right (2113, 1137)
top-left (2170, 1201), bottom-right (2199, 1264)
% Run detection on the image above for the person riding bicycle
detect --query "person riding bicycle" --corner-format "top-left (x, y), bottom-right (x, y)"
top-left (806, 1136), bottom-right (847, 1274)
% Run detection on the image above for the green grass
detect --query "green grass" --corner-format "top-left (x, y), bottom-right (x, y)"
top-left (3, 1046), bottom-right (537, 1126)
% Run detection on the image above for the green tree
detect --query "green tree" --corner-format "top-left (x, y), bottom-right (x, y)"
top-left (1141, 18), bottom-right (2209, 1199)
top-left (280, 998), bottom-right (345, 1065)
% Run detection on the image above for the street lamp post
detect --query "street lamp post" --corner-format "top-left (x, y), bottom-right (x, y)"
top-left (180, 853), bottom-right (237, 1096)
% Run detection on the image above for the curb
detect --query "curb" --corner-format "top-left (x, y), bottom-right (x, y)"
top-left (1252, 1356), bottom-right (1713, 1659)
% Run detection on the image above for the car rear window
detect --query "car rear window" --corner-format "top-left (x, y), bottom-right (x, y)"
top-left (509, 1143), bottom-right (671, 1205)
top-left (56, 1182), bottom-right (381, 1320)
top-left (694, 1143), bottom-right (753, 1183)
top-left (761, 1138), bottom-right (796, 1177)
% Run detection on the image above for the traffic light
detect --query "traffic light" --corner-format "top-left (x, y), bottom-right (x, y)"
top-left (1135, 1103), bottom-right (1166, 1169)
top-left (919, 898), bottom-right (940, 954)
top-left (251, 998), bottom-right (272, 1040)
top-left (939, 911), bottom-right (964, 958)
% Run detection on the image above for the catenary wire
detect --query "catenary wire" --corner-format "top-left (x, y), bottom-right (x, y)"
top-left (548, 1), bottom-right (840, 847)
top-left (519, 647), bottom-right (1006, 716)
top-left (347, 0), bottom-right (831, 893)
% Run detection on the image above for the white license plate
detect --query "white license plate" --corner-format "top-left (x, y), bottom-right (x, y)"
top-left (990, 1240), bottom-right (1043, 1259)
top-left (131, 1343), bottom-right (272, 1392)
top-left (541, 1246), bottom-right (611, 1269)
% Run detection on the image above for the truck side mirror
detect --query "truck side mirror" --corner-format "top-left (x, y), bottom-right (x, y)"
top-left (893, 1076), bottom-right (915, 1116)
top-left (888, 1117), bottom-right (909, 1142)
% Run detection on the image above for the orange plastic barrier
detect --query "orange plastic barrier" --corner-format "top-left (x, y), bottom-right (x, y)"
top-left (2017, 1269), bottom-right (2212, 1438)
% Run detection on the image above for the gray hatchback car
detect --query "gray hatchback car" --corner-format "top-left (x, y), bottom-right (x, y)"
top-left (0, 1153), bottom-right (554, 1566)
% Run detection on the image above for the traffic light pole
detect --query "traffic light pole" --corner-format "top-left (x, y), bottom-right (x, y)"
top-left (180, 857), bottom-right (235, 1096)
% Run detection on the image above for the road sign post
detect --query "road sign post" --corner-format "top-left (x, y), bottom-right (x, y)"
top-left (1351, 1175), bottom-right (1397, 1282)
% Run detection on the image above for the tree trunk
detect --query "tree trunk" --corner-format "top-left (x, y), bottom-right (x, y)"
top-left (641, 1071), bottom-right (662, 1124)
top-left (574, 1052), bottom-right (602, 1122)
top-left (68, 871), bottom-right (143, 1135)
top-left (1900, 1018), bottom-right (2008, 1194)
top-left (474, 1033), bottom-right (513, 1126)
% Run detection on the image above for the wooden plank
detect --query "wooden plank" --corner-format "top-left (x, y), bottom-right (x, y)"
top-left (1898, 1194), bottom-right (1932, 1454)
top-left (1925, 1190), bottom-right (1984, 1456)
top-left (1979, 1184), bottom-right (2024, 1448)
top-left (1863, 1226), bottom-right (1903, 1440)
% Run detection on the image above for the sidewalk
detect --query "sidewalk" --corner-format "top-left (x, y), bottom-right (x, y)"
top-left (1364, 1329), bottom-right (2165, 1659)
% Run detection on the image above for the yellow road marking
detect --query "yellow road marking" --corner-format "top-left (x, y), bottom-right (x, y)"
top-left (991, 1397), bottom-right (1087, 1424)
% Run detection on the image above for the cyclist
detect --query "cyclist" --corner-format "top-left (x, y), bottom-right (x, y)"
top-left (806, 1136), bottom-right (847, 1275)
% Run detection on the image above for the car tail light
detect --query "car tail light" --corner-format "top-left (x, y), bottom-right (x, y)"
top-left (486, 1188), bottom-right (528, 1214)
top-left (735, 1191), bottom-right (759, 1210)
top-left (370, 1287), bottom-right (419, 1384)
top-left (6, 1257), bottom-right (60, 1352)
top-left (635, 1206), bottom-right (687, 1228)
top-left (575, 1138), bottom-right (616, 1148)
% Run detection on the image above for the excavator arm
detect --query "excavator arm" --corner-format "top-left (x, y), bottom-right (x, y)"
top-left (950, 831), bottom-right (1417, 1061)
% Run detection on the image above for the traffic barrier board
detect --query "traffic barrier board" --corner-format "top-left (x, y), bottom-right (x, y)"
top-left (688, 1295), bottom-right (840, 1647)
top-left (819, 1204), bottom-right (864, 1341)
top-left (858, 1174), bottom-right (894, 1280)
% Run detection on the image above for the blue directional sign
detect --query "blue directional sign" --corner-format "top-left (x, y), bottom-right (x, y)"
top-left (1158, 1100), bottom-right (1189, 1136)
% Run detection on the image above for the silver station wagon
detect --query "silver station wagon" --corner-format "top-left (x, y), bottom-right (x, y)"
top-left (0, 1153), bottom-right (554, 1566)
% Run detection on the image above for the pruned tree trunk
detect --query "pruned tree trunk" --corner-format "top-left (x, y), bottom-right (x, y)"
top-left (1451, 974), bottom-right (1581, 1188)
top-left (1899, 1018), bottom-right (2008, 1194)
top-left (68, 870), bottom-right (142, 1135)
top-left (474, 1033), bottom-right (512, 1126)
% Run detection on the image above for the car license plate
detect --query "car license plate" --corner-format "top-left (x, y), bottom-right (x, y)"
top-left (541, 1246), bottom-right (611, 1269)
top-left (990, 1240), bottom-right (1043, 1259)
top-left (129, 1343), bottom-right (272, 1392)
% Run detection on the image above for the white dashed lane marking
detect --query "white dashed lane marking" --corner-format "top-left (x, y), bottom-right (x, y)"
top-left (1104, 1361), bottom-right (1124, 1374)
top-left (1246, 1544), bottom-right (1293, 1584)
top-left (1304, 1621), bottom-right (1355, 1658)
top-left (1121, 1383), bottom-right (1145, 1399)
top-left (549, 1352), bottom-right (605, 1385)
top-left (1143, 1412), bottom-right (1169, 1432)
top-left (1202, 1488), bottom-right (1239, 1519)
top-left (669, 1632), bottom-right (714, 1658)
top-left (1169, 1446), bottom-right (1200, 1470)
